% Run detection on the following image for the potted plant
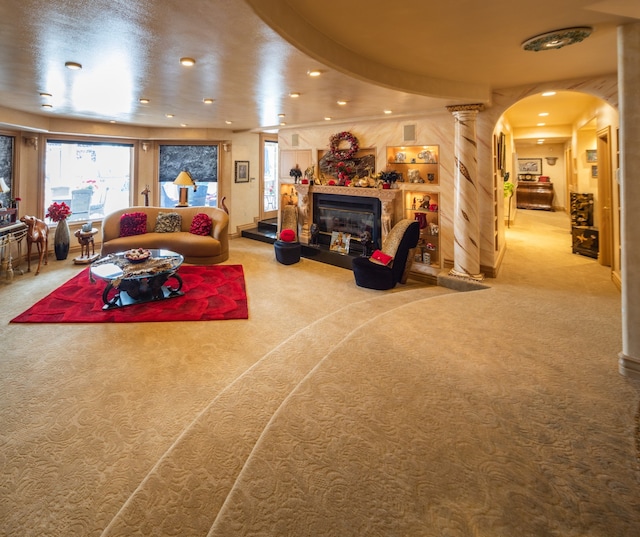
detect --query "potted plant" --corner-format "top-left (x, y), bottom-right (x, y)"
top-left (46, 201), bottom-right (72, 260)
top-left (379, 170), bottom-right (400, 189)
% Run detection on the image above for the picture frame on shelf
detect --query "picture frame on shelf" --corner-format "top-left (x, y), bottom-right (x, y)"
top-left (517, 158), bottom-right (542, 175)
top-left (234, 160), bottom-right (249, 183)
top-left (586, 149), bottom-right (597, 163)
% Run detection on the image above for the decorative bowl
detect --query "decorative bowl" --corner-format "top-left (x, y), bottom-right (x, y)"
top-left (124, 248), bottom-right (151, 263)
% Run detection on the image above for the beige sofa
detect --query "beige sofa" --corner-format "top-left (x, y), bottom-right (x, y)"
top-left (101, 206), bottom-right (229, 264)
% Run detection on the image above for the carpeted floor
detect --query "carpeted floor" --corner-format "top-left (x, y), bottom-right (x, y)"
top-left (1, 209), bottom-right (639, 536)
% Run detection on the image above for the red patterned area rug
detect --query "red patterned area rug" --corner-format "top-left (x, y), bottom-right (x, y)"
top-left (10, 265), bottom-right (248, 323)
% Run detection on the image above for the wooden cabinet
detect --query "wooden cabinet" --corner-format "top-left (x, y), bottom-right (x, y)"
top-left (385, 145), bottom-right (439, 185)
top-left (516, 181), bottom-right (554, 211)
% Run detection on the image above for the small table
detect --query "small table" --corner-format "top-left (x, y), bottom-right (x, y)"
top-left (90, 249), bottom-right (184, 309)
top-left (73, 227), bottom-right (100, 264)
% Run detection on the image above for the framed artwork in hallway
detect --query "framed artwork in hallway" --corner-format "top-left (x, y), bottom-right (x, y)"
top-left (517, 158), bottom-right (542, 175)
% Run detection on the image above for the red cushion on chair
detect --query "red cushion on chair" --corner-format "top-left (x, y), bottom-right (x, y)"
top-left (119, 212), bottom-right (147, 237)
top-left (280, 229), bottom-right (296, 242)
top-left (190, 212), bottom-right (212, 236)
top-left (370, 249), bottom-right (393, 266)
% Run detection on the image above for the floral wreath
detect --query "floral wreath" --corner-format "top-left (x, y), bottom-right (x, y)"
top-left (329, 131), bottom-right (359, 160)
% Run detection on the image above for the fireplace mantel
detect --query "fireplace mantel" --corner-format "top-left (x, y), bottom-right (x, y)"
top-left (294, 184), bottom-right (400, 244)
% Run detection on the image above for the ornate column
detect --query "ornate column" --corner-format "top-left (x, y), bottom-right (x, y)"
top-left (446, 103), bottom-right (485, 281)
top-left (617, 22), bottom-right (640, 379)
top-left (294, 183), bottom-right (311, 243)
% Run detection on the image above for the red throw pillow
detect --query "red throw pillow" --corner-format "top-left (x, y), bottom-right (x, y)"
top-left (370, 249), bottom-right (393, 266)
top-left (190, 212), bottom-right (213, 236)
top-left (280, 228), bottom-right (296, 242)
top-left (119, 212), bottom-right (147, 237)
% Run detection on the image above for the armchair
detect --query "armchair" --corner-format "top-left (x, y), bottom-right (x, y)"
top-left (352, 219), bottom-right (420, 290)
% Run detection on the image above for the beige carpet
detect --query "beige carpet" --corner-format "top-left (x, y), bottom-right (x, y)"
top-left (1, 210), bottom-right (639, 536)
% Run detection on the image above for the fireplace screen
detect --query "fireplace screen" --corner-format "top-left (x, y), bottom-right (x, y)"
top-left (313, 194), bottom-right (381, 254)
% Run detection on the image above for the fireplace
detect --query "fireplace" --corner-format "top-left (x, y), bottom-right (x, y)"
top-left (313, 193), bottom-right (381, 256)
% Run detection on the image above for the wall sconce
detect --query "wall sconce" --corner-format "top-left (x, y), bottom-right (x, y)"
top-left (222, 143), bottom-right (231, 152)
top-left (173, 170), bottom-right (196, 207)
top-left (141, 142), bottom-right (150, 152)
top-left (545, 156), bottom-right (558, 166)
top-left (24, 136), bottom-right (38, 151)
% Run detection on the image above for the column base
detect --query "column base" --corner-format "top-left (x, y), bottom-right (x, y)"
top-left (449, 268), bottom-right (485, 282)
top-left (618, 352), bottom-right (640, 380)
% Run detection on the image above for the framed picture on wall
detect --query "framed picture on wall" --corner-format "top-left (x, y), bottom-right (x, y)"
top-left (591, 165), bottom-right (598, 178)
top-left (234, 161), bottom-right (249, 183)
top-left (586, 149), bottom-right (597, 163)
top-left (517, 158), bottom-right (542, 175)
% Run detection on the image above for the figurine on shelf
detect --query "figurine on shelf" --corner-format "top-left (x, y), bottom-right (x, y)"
top-left (420, 195), bottom-right (431, 209)
top-left (310, 223), bottom-right (320, 247)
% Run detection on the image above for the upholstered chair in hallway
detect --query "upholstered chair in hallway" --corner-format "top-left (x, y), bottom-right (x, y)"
top-left (352, 219), bottom-right (420, 290)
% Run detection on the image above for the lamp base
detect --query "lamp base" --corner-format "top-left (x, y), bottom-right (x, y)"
top-left (176, 187), bottom-right (189, 207)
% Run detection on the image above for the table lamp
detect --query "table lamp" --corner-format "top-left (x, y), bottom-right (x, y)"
top-left (173, 171), bottom-right (196, 207)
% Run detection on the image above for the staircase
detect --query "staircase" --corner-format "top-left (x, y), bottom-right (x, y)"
top-left (241, 218), bottom-right (277, 244)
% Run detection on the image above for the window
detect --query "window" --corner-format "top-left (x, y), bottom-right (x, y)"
top-left (159, 144), bottom-right (218, 208)
top-left (45, 140), bottom-right (133, 224)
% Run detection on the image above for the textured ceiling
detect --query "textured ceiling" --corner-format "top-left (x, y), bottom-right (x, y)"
top-left (0, 0), bottom-right (636, 134)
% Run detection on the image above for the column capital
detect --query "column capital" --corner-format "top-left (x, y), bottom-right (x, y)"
top-left (446, 103), bottom-right (485, 115)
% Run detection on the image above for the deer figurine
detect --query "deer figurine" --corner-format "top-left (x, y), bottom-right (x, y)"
top-left (20, 215), bottom-right (49, 275)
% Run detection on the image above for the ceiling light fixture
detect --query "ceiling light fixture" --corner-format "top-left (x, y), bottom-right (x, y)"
top-left (384, 110), bottom-right (392, 115)
top-left (165, 113), bottom-right (174, 118)
top-left (39, 92), bottom-right (52, 98)
top-left (180, 57), bottom-right (196, 66)
top-left (41, 104), bottom-right (53, 109)
top-left (225, 120), bottom-right (232, 124)
top-left (139, 98), bottom-right (150, 104)
top-left (307, 70), bottom-right (322, 77)
top-left (537, 123), bottom-right (546, 127)
top-left (542, 91), bottom-right (557, 97)
top-left (324, 117), bottom-right (332, 121)
top-left (203, 98), bottom-right (214, 104)
top-left (278, 113), bottom-right (286, 118)
top-left (538, 112), bottom-right (549, 117)
top-left (65, 61), bottom-right (82, 70)
top-left (289, 92), bottom-right (300, 98)
top-left (337, 100), bottom-right (347, 106)
top-left (522, 27), bottom-right (592, 51)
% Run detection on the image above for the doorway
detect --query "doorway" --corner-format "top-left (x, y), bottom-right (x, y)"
top-left (597, 127), bottom-right (612, 267)
top-left (260, 134), bottom-right (278, 221)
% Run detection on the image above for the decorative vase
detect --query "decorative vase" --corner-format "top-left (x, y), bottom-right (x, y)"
top-left (382, 183), bottom-right (391, 189)
top-left (54, 219), bottom-right (70, 260)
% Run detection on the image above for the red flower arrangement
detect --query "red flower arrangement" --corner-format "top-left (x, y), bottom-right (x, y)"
top-left (46, 201), bottom-right (72, 222)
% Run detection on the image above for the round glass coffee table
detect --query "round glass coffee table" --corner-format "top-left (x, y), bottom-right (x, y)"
top-left (90, 249), bottom-right (184, 310)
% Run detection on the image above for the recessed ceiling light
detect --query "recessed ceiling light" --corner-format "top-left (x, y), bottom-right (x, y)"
top-left (280, 122), bottom-right (287, 126)
top-left (39, 92), bottom-right (52, 98)
top-left (165, 113), bottom-right (174, 118)
top-left (203, 98), bottom-right (214, 104)
top-left (289, 92), bottom-right (300, 98)
top-left (337, 100), bottom-right (347, 106)
top-left (307, 70), bottom-right (322, 77)
top-left (181, 123), bottom-right (188, 127)
top-left (537, 122), bottom-right (546, 126)
top-left (278, 113), bottom-right (286, 118)
top-left (538, 139), bottom-right (545, 143)
top-left (110, 120), bottom-right (116, 124)
top-left (384, 110), bottom-right (393, 114)
top-left (65, 61), bottom-right (82, 70)
top-left (324, 117), bottom-right (332, 121)
top-left (542, 91), bottom-right (556, 97)
top-left (225, 120), bottom-right (232, 124)
top-left (538, 112), bottom-right (549, 117)
top-left (41, 104), bottom-right (53, 109)
top-left (139, 98), bottom-right (150, 104)
top-left (522, 27), bottom-right (592, 51)
top-left (180, 57), bottom-right (196, 66)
